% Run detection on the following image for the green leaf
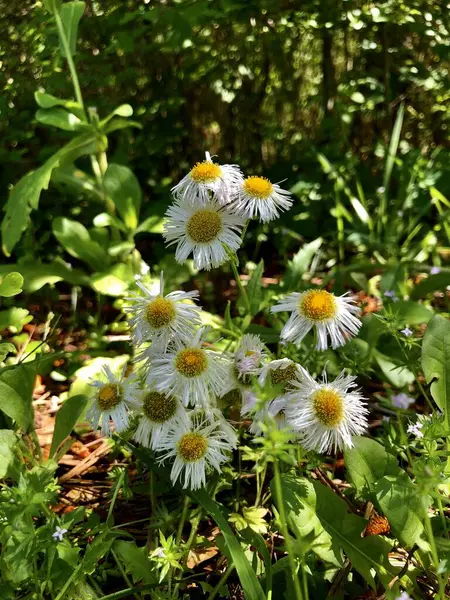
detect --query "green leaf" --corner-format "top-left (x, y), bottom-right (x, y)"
top-left (310, 478), bottom-right (398, 588)
top-left (422, 315), bottom-right (450, 420)
top-left (42, 0), bottom-right (61, 13)
top-left (136, 214), bottom-right (164, 234)
top-left (53, 217), bottom-right (110, 271)
top-left (345, 437), bottom-right (399, 495)
top-left (272, 475), bottom-right (340, 566)
top-left (35, 107), bottom-right (84, 132)
top-left (374, 350), bottom-right (414, 387)
top-left (0, 308), bottom-right (32, 332)
top-left (0, 343), bottom-right (16, 362)
top-left (383, 102), bottom-right (404, 196)
top-left (59, 1), bottom-right (86, 57)
top-left (410, 272), bottom-right (450, 300)
top-left (0, 430), bottom-right (19, 479)
top-left (93, 213), bottom-right (128, 233)
top-left (34, 91), bottom-right (84, 119)
top-left (285, 238), bottom-right (323, 288)
top-left (393, 300), bottom-right (433, 325)
top-left (0, 363), bottom-right (36, 430)
top-left (113, 541), bottom-right (156, 584)
top-left (104, 164), bottom-right (142, 230)
top-left (192, 489), bottom-right (266, 600)
top-left (90, 263), bottom-right (134, 296)
top-left (50, 395), bottom-right (88, 457)
top-left (239, 260), bottom-right (264, 317)
top-left (0, 262), bottom-right (88, 293)
top-left (2, 133), bottom-right (96, 255)
top-left (99, 104), bottom-right (134, 129)
top-left (0, 272), bottom-right (23, 297)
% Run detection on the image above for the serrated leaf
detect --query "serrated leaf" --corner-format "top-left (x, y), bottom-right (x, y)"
top-left (114, 540), bottom-right (157, 584)
top-left (0, 430), bottom-right (19, 479)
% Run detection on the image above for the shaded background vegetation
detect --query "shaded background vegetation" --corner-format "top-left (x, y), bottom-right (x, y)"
top-left (1, 0), bottom-right (449, 266)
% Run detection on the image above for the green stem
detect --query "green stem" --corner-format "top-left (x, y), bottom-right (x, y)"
top-left (107, 469), bottom-right (126, 525)
top-left (176, 495), bottom-right (190, 545)
top-left (231, 260), bottom-right (251, 314)
top-left (146, 471), bottom-right (157, 552)
top-left (52, 1), bottom-right (86, 117)
top-left (272, 460), bottom-right (304, 600)
top-left (112, 549), bottom-right (141, 600)
top-left (207, 563), bottom-right (235, 600)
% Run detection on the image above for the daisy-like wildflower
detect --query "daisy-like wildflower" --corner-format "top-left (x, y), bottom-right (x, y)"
top-left (258, 358), bottom-right (302, 394)
top-left (163, 197), bottom-right (245, 271)
top-left (125, 272), bottom-right (201, 350)
top-left (171, 152), bottom-right (243, 205)
top-left (232, 175), bottom-right (293, 222)
top-left (271, 289), bottom-right (361, 351)
top-left (188, 407), bottom-right (238, 446)
top-left (150, 328), bottom-right (229, 407)
top-left (133, 389), bottom-right (187, 450)
top-left (52, 526), bottom-right (68, 542)
top-left (391, 393), bottom-right (415, 410)
top-left (87, 365), bottom-right (140, 436)
top-left (407, 422), bottom-right (424, 439)
top-left (285, 367), bottom-right (368, 453)
top-left (156, 417), bottom-right (237, 490)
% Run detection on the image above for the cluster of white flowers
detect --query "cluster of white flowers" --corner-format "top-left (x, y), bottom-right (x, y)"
top-left (85, 153), bottom-right (368, 491)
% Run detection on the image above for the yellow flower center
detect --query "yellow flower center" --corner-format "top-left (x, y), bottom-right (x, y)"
top-left (270, 363), bottom-right (299, 393)
top-left (97, 383), bottom-right (122, 411)
top-left (312, 388), bottom-right (344, 427)
top-left (243, 176), bottom-right (273, 199)
top-left (175, 348), bottom-right (208, 378)
top-left (190, 161), bottom-right (222, 183)
top-left (300, 290), bottom-right (337, 321)
top-left (187, 210), bottom-right (222, 244)
top-left (143, 391), bottom-right (177, 423)
top-left (145, 296), bottom-right (176, 329)
top-left (178, 432), bottom-right (208, 462)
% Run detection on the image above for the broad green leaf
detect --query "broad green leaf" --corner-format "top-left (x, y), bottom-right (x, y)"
top-left (245, 324), bottom-right (279, 343)
top-left (311, 479), bottom-right (398, 588)
top-left (422, 315), bottom-right (450, 420)
top-left (136, 214), bottom-right (164, 234)
top-left (273, 475), bottom-right (340, 566)
top-left (35, 107), bottom-right (84, 132)
top-left (0, 342), bottom-right (16, 362)
top-left (93, 212), bottom-right (128, 233)
top-left (90, 263), bottom-right (134, 296)
top-left (53, 217), bottom-right (110, 272)
top-left (410, 272), bottom-right (450, 300)
top-left (374, 350), bottom-right (414, 387)
top-left (50, 394), bottom-right (88, 457)
top-left (0, 308), bottom-right (32, 332)
top-left (42, 0), bottom-right (61, 13)
top-left (374, 474), bottom-right (430, 551)
top-left (393, 300), bottom-right (433, 325)
top-left (102, 118), bottom-right (142, 134)
top-left (2, 133), bottom-right (96, 255)
top-left (104, 164), bottom-right (142, 229)
top-left (0, 363), bottom-right (36, 430)
top-left (193, 489), bottom-right (266, 600)
top-left (113, 540), bottom-right (156, 584)
top-left (0, 430), bottom-right (19, 479)
top-left (383, 102), bottom-right (404, 196)
top-left (59, 1), bottom-right (86, 57)
top-left (99, 104), bottom-right (134, 129)
top-left (0, 262), bottom-right (88, 292)
top-left (345, 436), bottom-right (399, 495)
top-left (0, 272), bottom-right (23, 297)
top-left (34, 91), bottom-right (84, 120)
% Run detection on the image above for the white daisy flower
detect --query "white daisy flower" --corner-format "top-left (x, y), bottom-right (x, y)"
top-left (87, 365), bottom-right (140, 436)
top-left (171, 152), bottom-right (243, 205)
top-left (124, 272), bottom-right (201, 350)
top-left (156, 417), bottom-right (237, 490)
top-left (271, 289), bottom-right (361, 351)
top-left (258, 358), bottom-right (302, 394)
top-left (188, 406), bottom-right (238, 445)
top-left (232, 175), bottom-right (293, 222)
top-left (242, 394), bottom-right (293, 437)
top-left (149, 328), bottom-right (229, 407)
top-left (221, 334), bottom-right (269, 399)
top-left (163, 197), bottom-right (245, 271)
top-left (133, 389), bottom-right (188, 450)
top-left (285, 367), bottom-right (368, 453)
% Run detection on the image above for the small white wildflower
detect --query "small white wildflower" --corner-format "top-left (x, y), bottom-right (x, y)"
top-left (400, 327), bottom-right (413, 337)
top-left (156, 416), bottom-right (236, 490)
top-left (52, 526), bottom-right (68, 542)
top-left (430, 266), bottom-right (441, 275)
top-left (172, 152), bottom-right (243, 205)
top-left (271, 289), bottom-right (361, 351)
top-left (125, 272), bottom-right (202, 350)
top-left (384, 290), bottom-right (398, 301)
top-left (407, 422), bottom-right (424, 439)
top-left (163, 197), bottom-right (245, 271)
top-left (285, 367), bottom-right (368, 453)
top-left (232, 175), bottom-right (293, 222)
top-left (149, 328), bottom-right (229, 407)
top-left (87, 365), bottom-right (140, 436)
top-left (391, 393), bottom-right (415, 410)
